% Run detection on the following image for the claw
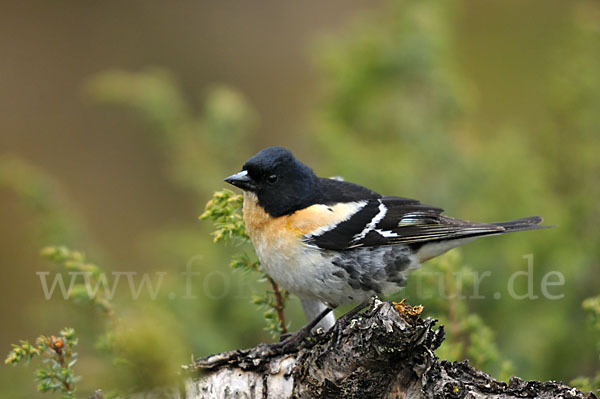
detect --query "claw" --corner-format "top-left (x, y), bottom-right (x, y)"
top-left (267, 306), bottom-right (334, 352)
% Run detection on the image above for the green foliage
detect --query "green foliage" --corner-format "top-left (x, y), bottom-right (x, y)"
top-left (583, 296), bottom-right (600, 352)
top-left (200, 189), bottom-right (248, 244)
top-left (230, 253), bottom-right (260, 273)
top-left (571, 376), bottom-right (600, 395)
top-left (571, 296), bottom-right (600, 393)
top-left (413, 250), bottom-right (513, 379)
top-left (6, 328), bottom-right (80, 398)
top-left (201, 189), bottom-right (289, 336)
top-left (30, 245), bottom-right (187, 394)
top-left (5, 339), bottom-right (41, 366)
top-left (5, 247), bottom-right (114, 397)
top-left (252, 285), bottom-right (291, 337)
top-left (40, 246), bottom-right (114, 317)
top-left (108, 308), bottom-right (189, 391)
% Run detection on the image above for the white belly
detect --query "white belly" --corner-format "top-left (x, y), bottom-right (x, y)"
top-left (253, 235), bottom-right (420, 306)
top-left (254, 240), bottom-right (366, 306)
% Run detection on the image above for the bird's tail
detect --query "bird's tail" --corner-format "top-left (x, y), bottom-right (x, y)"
top-left (492, 216), bottom-right (550, 233)
top-left (415, 216), bottom-right (550, 262)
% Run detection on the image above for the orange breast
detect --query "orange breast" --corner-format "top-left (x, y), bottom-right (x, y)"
top-left (242, 192), bottom-right (365, 248)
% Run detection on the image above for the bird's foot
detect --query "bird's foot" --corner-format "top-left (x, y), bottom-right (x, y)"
top-left (278, 331), bottom-right (294, 342)
top-left (272, 323), bottom-right (316, 353)
top-left (257, 306), bottom-right (334, 355)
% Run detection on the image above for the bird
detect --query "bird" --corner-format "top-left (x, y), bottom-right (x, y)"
top-left (224, 146), bottom-right (548, 349)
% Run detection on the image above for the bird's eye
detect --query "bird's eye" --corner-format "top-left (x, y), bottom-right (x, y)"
top-left (267, 174), bottom-right (278, 184)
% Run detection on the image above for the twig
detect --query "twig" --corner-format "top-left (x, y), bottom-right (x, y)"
top-left (48, 336), bottom-right (73, 393)
top-left (269, 277), bottom-right (288, 334)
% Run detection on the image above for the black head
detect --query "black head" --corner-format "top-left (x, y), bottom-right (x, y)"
top-left (224, 147), bottom-right (316, 217)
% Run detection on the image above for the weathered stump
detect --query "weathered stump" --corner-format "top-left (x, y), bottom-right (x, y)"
top-left (190, 299), bottom-right (596, 398)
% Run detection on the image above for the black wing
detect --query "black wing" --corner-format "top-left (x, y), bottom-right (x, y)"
top-left (305, 196), bottom-right (504, 250)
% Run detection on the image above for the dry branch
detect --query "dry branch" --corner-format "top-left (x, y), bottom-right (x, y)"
top-left (189, 299), bottom-right (596, 398)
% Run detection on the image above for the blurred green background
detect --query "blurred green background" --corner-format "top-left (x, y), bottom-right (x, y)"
top-left (1, 0), bottom-right (599, 397)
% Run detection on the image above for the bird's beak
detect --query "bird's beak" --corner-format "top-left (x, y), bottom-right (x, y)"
top-left (224, 170), bottom-right (257, 191)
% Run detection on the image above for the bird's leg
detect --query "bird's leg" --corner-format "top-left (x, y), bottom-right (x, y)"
top-left (279, 306), bottom-right (331, 342)
top-left (269, 307), bottom-right (334, 352)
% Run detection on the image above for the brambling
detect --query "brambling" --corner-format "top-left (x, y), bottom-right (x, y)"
top-left (225, 146), bottom-right (547, 348)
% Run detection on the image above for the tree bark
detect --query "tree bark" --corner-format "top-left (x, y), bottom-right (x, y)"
top-left (190, 299), bottom-right (596, 398)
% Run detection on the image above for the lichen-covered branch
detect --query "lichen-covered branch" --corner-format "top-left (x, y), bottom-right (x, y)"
top-left (189, 299), bottom-right (596, 399)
